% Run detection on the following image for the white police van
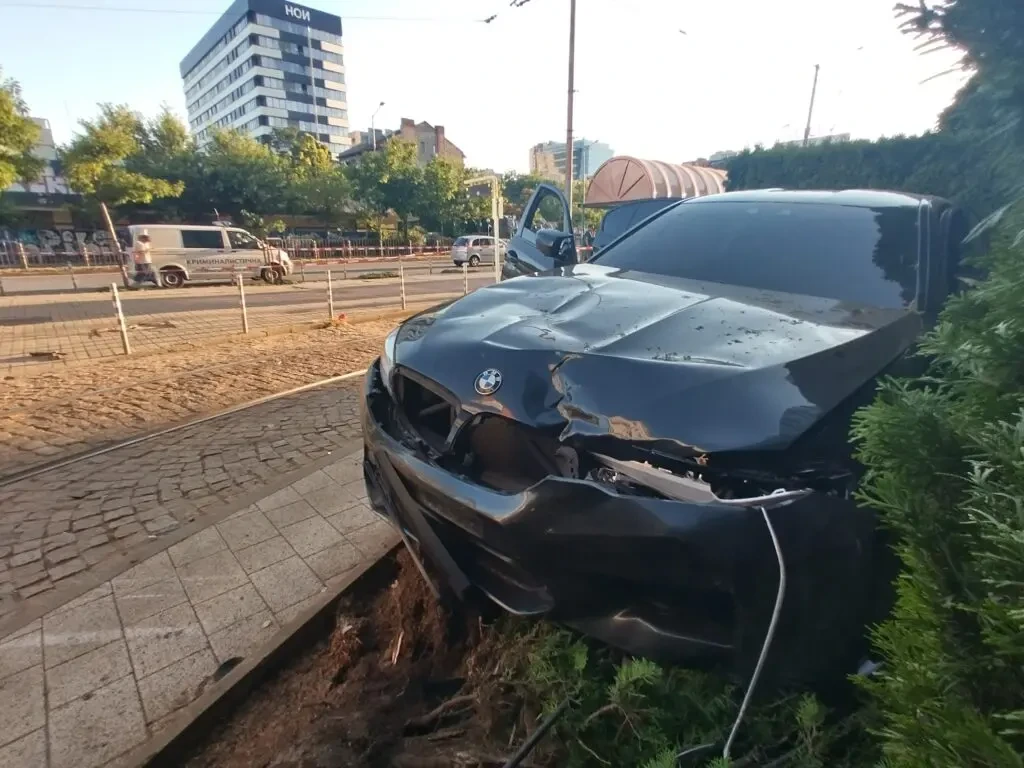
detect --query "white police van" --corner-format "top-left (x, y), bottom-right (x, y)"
top-left (128, 224), bottom-right (292, 288)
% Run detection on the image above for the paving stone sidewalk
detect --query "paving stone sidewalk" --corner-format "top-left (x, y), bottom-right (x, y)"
top-left (0, 448), bottom-right (398, 768)
top-left (0, 379), bottom-right (366, 627)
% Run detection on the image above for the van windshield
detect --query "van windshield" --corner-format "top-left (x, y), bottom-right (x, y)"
top-left (228, 230), bottom-right (260, 249)
top-left (453, 237), bottom-right (469, 246)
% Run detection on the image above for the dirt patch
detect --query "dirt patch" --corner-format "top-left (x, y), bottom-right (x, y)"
top-left (0, 319), bottom-right (404, 477)
top-left (185, 550), bottom-right (529, 768)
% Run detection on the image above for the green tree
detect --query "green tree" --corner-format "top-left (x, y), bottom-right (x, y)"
top-left (290, 165), bottom-right (353, 226)
top-left (265, 126), bottom-right (303, 156)
top-left (572, 178), bottom-right (601, 232)
top-left (292, 133), bottom-right (333, 173)
top-left (419, 156), bottom-right (472, 233)
top-left (124, 107), bottom-right (198, 220)
top-left (501, 171), bottom-right (552, 218)
top-left (348, 139), bottom-right (424, 237)
top-left (60, 104), bottom-right (184, 206)
top-left (0, 68), bottom-right (44, 189)
top-left (897, 0), bottom-right (1024, 136)
top-left (191, 129), bottom-right (292, 220)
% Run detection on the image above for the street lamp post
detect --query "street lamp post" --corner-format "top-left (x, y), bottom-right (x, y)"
top-left (466, 175), bottom-right (503, 284)
top-left (371, 101), bottom-right (385, 150)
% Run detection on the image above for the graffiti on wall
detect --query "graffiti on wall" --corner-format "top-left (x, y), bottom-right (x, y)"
top-left (0, 227), bottom-right (123, 256)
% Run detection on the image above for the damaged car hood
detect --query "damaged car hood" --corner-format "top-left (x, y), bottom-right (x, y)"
top-left (392, 263), bottom-right (921, 453)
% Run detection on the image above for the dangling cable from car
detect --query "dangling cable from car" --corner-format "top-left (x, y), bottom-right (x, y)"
top-left (676, 495), bottom-right (789, 765)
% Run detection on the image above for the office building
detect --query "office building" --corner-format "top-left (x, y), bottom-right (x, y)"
top-left (2, 117), bottom-right (79, 229)
top-left (180, 0), bottom-right (350, 154)
top-left (529, 138), bottom-right (613, 181)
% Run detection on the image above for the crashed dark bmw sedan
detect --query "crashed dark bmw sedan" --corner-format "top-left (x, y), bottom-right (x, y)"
top-left (362, 188), bottom-right (969, 686)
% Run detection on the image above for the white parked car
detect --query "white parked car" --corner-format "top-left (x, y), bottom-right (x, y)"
top-left (450, 235), bottom-right (507, 267)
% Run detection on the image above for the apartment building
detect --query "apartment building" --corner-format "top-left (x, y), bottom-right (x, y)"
top-left (180, 0), bottom-right (350, 154)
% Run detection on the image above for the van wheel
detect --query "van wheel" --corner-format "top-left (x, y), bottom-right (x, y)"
top-left (161, 268), bottom-right (186, 288)
top-left (262, 267), bottom-right (284, 285)
top-left (469, 255), bottom-right (480, 267)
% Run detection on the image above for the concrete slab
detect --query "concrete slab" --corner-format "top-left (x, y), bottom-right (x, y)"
top-left (0, 448), bottom-right (399, 767)
top-left (47, 674), bottom-right (147, 768)
top-left (0, 728), bottom-right (47, 768)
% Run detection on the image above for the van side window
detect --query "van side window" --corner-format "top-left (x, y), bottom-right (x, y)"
top-left (228, 230), bottom-right (260, 249)
top-left (182, 230), bottom-right (225, 249)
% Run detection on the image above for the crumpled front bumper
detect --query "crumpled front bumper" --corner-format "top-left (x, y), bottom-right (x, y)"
top-left (360, 361), bottom-right (890, 684)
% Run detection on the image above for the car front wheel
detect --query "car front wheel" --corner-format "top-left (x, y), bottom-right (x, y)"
top-left (469, 255), bottom-right (480, 267)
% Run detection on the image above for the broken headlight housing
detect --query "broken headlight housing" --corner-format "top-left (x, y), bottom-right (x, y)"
top-left (380, 328), bottom-right (398, 396)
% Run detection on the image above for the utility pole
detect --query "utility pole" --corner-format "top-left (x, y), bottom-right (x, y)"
top-left (371, 101), bottom-right (385, 150)
top-left (564, 0), bottom-right (577, 215)
top-left (802, 64), bottom-right (820, 147)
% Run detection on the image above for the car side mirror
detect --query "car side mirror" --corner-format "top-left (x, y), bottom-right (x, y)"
top-left (535, 228), bottom-right (575, 263)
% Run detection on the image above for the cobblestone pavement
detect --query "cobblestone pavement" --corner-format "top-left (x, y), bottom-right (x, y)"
top-left (0, 448), bottom-right (400, 768)
top-left (0, 378), bottom-right (366, 626)
top-left (0, 319), bottom-right (405, 478)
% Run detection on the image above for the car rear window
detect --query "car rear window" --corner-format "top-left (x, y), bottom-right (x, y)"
top-left (453, 237), bottom-right (469, 246)
top-left (591, 200), bottom-right (920, 308)
top-left (596, 200), bottom-right (678, 247)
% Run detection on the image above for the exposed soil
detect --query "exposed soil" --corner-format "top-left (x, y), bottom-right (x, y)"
top-left (185, 551), bottom-right (537, 768)
top-left (0, 318), bottom-right (403, 477)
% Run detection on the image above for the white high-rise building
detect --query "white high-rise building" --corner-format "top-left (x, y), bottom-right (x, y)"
top-left (180, 0), bottom-right (350, 154)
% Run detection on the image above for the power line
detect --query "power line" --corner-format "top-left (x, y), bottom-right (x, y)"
top-left (0, 2), bottom-right (486, 22)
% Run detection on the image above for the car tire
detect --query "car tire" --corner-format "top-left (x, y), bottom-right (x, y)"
top-left (469, 255), bottom-right (480, 267)
top-left (262, 267), bottom-right (284, 285)
top-left (160, 268), bottom-right (186, 288)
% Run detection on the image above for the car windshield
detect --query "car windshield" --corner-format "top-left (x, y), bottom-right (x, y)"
top-left (453, 237), bottom-right (469, 246)
top-left (590, 200), bottom-right (920, 308)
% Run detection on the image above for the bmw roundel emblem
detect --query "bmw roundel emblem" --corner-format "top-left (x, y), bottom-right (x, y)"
top-left (474, 368), bottom-right (503, 396)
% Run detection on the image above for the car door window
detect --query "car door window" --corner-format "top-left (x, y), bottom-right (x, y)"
top-left (228, 230), bottom-right (260, 250)
top-left (181, 229), bottom-right (225, 249)
top-left (524, 188), bottom-right (567, 234)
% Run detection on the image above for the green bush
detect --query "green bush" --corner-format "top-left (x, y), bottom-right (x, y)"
top-left (851, 212), bottom-right (1024, 767)
top-left (490, 622), bottom-right (875, 767)
top-left (722, 134), bottom-right (1022, 219)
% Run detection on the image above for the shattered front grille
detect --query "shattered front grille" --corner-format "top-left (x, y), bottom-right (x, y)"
top-left (395, 373), bottom-right (457, 452)
top-left (460, 416), bottom-right (569, 492)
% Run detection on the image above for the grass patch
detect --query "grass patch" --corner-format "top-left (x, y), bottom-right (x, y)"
top-left (358, 271), bottom-right (399, 280)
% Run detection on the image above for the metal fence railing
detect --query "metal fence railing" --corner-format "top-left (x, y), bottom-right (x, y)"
top-left (268, 235), bottom-right (455, 261)
top-left (1, 235), bottom-right (458, 270)
top-left (1, 241), bottom-right (128, 269)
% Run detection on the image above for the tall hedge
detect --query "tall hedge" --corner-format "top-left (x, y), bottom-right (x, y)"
top-left (722, 133), bottom-right (1021, 219)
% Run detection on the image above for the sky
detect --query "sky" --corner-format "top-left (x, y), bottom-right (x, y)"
top-left (0, 0), bottom-right (969, 173)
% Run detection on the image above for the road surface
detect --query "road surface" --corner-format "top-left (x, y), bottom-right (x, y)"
top-left (0, 273), bottom-right (493, 323)
top-left (0, 257), bottom-right (499, 295)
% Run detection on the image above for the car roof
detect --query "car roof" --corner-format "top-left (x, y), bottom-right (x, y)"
top-left (687, 188), bottom-right (944, 209)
